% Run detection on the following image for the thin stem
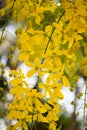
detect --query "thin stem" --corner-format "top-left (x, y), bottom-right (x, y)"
top-left (11, 0), bottom-right (16, 8)
top-left (33, 122), bottom-right (37, 130)
top-left (41, 11), bottom-right (65, 64)
top-left (1, 25), bottom-right (6, 41)
top-left (38, 122), bottom-right (49, 129)
top-left (32, 10), bottom-right (65, 87)
top-left (0, 0), bottom-right (16, 40)
top-left (43, 27), bottom-right (55, 55)
top-left (83, 85), bottom-right (87, 130)
top-left (31, 102), bottom-right (35, 130)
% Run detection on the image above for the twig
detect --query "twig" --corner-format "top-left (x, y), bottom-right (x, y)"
top-left (41, 11), bottom-right (65, 64)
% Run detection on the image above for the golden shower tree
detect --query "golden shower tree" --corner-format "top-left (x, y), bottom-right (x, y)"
top-left (0, 0), bottom-right (87, 130)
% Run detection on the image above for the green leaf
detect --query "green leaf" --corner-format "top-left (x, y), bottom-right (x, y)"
top-left (41, 11), bottom-right (55, 30)
top-left (75, 47), bottom-right (83, 64)
top-left (54, 6), bottom-right (65, 18)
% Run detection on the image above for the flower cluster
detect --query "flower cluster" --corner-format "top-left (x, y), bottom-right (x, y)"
top-left (0, 0), bottom-right (87, 130)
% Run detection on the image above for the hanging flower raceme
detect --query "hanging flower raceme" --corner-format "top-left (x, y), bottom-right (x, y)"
top-left (8, 68), bottom-right (61, 130)
top-left (2, 0), bottom-right (86, 130)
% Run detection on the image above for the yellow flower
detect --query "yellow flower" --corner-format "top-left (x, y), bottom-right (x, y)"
top-left (0, 9), bottom-right (5, 16)
top-left (63, 27), bottom-right (83, 48)
top-left (52, 88), bottom-right (64, 99)
top-left (45, 25), bottom-right (53, 37)
top-left (23, 122), bottom-right (28, 130)
top-left (47, 111), bottom-right (58, 122)
top-left (83, 69), bottom-right (87, 76)
top-left (38, 114), bottom-right (48, 123)
top-left (27, 58), bottom-right (42, 77)
top-left (7, 125), bottom-right (14, 130)
top-left (10, 68), bottom-right (28, 88)
top-left (62, 75), bottom-right (69, 87)
top-left (39, 82), bottom-right (53, 97)
top-left (49, 122), bottom-right (57, 130)
top-left (18, 50), bottom-right (35, 65)
top-left (35, 15), bottom-right (41, 25)
top-left (14, 121), bottom-right (22, 129)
